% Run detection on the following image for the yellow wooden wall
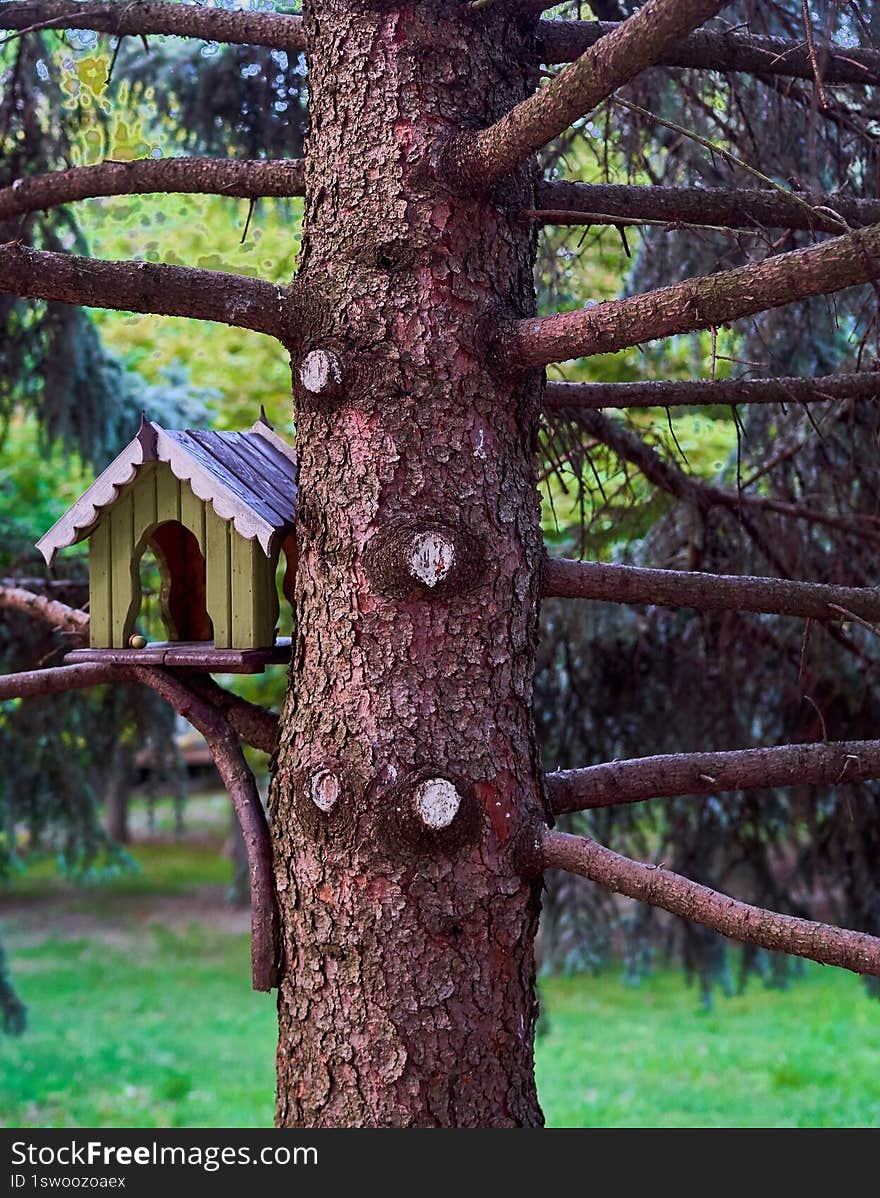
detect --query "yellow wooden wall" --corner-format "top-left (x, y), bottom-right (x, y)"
top-left (88, 463), bottom-right (279, 649)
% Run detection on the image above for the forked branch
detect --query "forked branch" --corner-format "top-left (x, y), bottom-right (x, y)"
top-left (0, 245), bottom-right (289, 340)
top-left (182, 673), bottom-right (280, 758)
top-left (546, 740), bottom-right (880, 814)
top-left (0, 584), bottom-right (281, 990)
top-left (442, 0), bottom-right (730, 189)
top-left (0, 1), bottom-right (305, 50)
top-left (538, 19), bottom-right (880, 85)
top-left (542, 828), bottom-right (880, 977)
top-left (543, 375), bottom-right (880, 410)
top-left (542, 556), bottom-right (880, 623)
top-left (514, 220), bottom-right (880, 366)
top-left (0, 159), bottom-right (306, 223)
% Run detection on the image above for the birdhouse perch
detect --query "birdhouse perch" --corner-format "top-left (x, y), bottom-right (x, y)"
top-left (36, 412), bottom-right (297, 673)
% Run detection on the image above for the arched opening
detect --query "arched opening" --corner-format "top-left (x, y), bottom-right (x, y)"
top-left (136, 521), bottom-right (213, 643)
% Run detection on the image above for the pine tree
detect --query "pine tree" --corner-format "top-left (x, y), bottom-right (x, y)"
top-left (3, 0), bottom-right (880, 1127)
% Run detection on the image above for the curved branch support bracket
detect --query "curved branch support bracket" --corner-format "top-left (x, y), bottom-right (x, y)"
top-left (129, 667), bottom-right (280, 991)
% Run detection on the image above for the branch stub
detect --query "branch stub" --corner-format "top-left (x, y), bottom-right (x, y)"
top-left (299, 349), bottom-right (343, 397)
top-left (310, 769), bottom-right (341, 813)
top-left (363, 520), bottom-right (484, 599)
top-left (414, 777), bottom-right (462, 829)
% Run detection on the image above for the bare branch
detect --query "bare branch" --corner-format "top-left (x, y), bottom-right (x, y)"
top-left (0, 662), bottom-right (116, 701)
top-left (182, 673), bottom-right (279, 758)
top-left (441, 0), bottom-right (731, 189)
top-left (541, 556), bottom-right (880, 623)
top-left (557, 406), bottom-right (880, 542)
top-left (536, 181), bottom-right (880, 234)
top-left (0, 244), bottom-right (289, 340)
top-left (0, 585), bottom-right (88, 642)
top-left (546, 740), bottom-right (880, 814)
top-left (543, 374), bottom-right (880, 410)
top-left (538, 19), bottom-right (880, 85)
top-left (0, 1), bottom-right (305, 51)
top-left (128, 667), bottom-right (279, 992)
top-left (0, 159), bottom-right (305, 223)
top-left (513, 220), bottom-right (880, 366)
top-left (541, 828), bottom-right (880, 977)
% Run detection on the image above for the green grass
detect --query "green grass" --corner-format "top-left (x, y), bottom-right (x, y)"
top-left (536, 970), bottom-right (880, 1128)
top-left (6, 840), bottom-right (231, 904)
top-left (1, 931), bottom-right (276, 1128)
top-left (2, 832), bottom-right (880, 1128)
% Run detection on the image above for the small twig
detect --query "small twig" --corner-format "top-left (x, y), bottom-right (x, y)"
top-left (802, 0), bottom-right (830, 108)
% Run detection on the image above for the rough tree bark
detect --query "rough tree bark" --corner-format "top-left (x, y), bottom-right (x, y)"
top-left (270, 1), bottom-right (547, 1127)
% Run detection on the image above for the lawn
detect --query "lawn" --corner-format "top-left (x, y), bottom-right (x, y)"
top-left (2, 812), bottom-right (879, 1128)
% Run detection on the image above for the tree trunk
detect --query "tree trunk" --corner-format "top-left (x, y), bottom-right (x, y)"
top-left (104, 742), bottom-right (130, 844)
top-left (271, 1), bottom-right (547, 1127)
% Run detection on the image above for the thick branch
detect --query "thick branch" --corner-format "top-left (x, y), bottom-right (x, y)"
top-left (539, 19), bottom-right (880, 85)
top-left (0, 245), bottom-right (288, 340)
top-left (0, 1), bottom-right (304, 50)
top-left (543, 374), bottom-right (880, 410)
top-left (0, 159), bottom-right (305, 223)
top-left (442, 0), bottom-right (730, 189)
top-left (0, 662), bottom-right (116, 701)
top-left (0, 585), bottom-right (89, 642)
top-left (536, 181), bottom-right (880, 234)
top-left (542, 828), bottom-right (880, 976)
top-left (541, 556), bottom-right (880, 623)
top-left (182, 673), bottom-right (279, 758)
top-left (128, 667), bottom-right (279, 992)
top-left (547, 740), bottom-right (880, 814)
top-left (514, 220), bottom-right (880, 366)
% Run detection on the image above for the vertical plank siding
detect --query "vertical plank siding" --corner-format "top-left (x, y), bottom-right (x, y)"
top-left (205, 503), bottom-right (233, 648)
top-left (87, 464), bottom-right (280, 649)
top-left (88, 518), bottom-right (113, 647)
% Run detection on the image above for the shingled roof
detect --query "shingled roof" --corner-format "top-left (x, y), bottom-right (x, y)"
top-left (36, 413), bottom-right (297, 566)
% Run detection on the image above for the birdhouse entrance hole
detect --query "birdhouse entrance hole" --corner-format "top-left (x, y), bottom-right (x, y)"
top-left (134, 521), bottom-right (213, 644)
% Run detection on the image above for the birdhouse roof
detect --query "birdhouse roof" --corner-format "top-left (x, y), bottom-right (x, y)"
top-left (36, 413), bottom-right (297, 566)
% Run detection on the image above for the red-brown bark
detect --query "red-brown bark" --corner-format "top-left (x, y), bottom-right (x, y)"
top-left (0, 244), bottom-right (289, 338)
top-left (271, 0), bottom-right (546, 1128)
top-left (542, 829), bottom-right (880, 977)
top-left (0, 2), bottom-right (305, 50)
top-left (514, 220), bottom-right (880, 365)
top-left (542, 555), bottom-right (880, 623)
top-left (547, 739), bottom-right (880, 813)
top-left (0, 159), bottom-right (305, 223)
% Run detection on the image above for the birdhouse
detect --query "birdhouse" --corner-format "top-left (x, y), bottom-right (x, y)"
top-left (36, 413), bottom-right (297, 672)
